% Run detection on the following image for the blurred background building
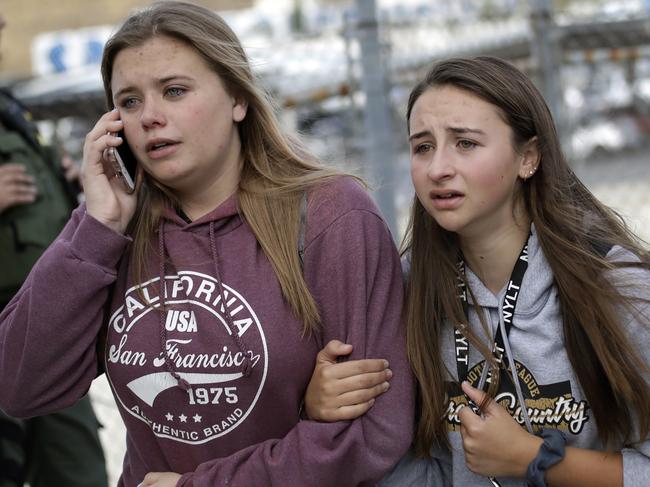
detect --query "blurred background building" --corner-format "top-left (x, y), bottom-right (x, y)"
top-left (1, 0), bottom-right (253, 78)
top-left (1, 1), bottom-right (649, 483)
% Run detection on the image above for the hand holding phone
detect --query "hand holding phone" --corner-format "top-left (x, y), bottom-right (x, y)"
top-left (106, 130), bottom-right (138, 193)
top-left (83, 111), bottom-right (139, 235)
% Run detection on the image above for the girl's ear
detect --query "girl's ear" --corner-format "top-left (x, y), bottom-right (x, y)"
top-left (518, 136), bottom-right (540, 180)
top-left (232, 96), bottom-right (248, 123)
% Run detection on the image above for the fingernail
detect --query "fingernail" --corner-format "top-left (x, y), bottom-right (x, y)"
top-left (368, 398), bottom-right (375, 407)
top-left (383, 360), bottom-right (389, 368)
top-left (385, 369), bottom-right (393, 379)
top-left (382, 381), bottom-right (390, 391)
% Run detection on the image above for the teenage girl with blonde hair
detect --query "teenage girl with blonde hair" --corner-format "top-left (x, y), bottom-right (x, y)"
top-left (0, 2), bottom-right (414, 485)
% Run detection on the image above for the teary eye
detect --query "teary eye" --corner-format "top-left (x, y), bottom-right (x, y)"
top-left (457, 139), bottom-right (477, 150)
top-left (166, 86), bottom-right (186, 97)
top-left (414, 143), bottom-right (434, 155)
top-left (119, 97), bottom-right (139, 109)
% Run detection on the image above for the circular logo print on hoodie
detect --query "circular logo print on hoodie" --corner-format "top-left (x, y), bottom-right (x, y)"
top-left (106, 271), bottom-right (267, 444)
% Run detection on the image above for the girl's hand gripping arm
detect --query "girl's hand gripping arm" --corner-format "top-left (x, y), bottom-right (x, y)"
top-left (305, 339), bottom-right (392, 421)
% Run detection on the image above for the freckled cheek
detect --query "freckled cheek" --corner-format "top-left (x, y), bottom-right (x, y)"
top-left (472, 171), bottom-right (514, 209)
top-left (193, 124), bottom-right (219, 152)
top-left (194, 109), bottom-right (223, 137)
top-left (137, 161), bottom-right (157, 179)
top-left (410, 159), bottom-right (428, 181)
top-left (474, 168), bottom-right (507, 188)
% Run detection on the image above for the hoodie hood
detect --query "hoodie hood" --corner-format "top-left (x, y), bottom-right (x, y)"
top-left (160, 191), bottom-right (243, 233)
top-left (464, 224), bottom-right (554, 321)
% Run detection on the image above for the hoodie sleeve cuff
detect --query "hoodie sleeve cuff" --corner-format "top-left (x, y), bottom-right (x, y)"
top-left (176, 472), bottom-right (193, 486)
top-left (68, 211), bottom-right (132, 271)
top-left (622, 445), bottom-right (650, 487)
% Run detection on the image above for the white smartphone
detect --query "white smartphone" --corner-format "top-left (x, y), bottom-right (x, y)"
top-left (107, 130), bottom-right (137, 193)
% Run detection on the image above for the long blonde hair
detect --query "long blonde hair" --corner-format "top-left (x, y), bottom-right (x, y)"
top-left (403, 56), bottom-right (650, 455)
top-left (101, 1), bottom-right (351, 333)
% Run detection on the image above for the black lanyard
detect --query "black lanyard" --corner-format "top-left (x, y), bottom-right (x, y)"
top-left (454, 234), bottom-right (530, 383)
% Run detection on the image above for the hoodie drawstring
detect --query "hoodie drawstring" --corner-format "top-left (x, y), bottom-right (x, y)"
top-left (154, 218), bottom-right (253, 392)
top-left (208, 221), bottom-right (252, 378)
top-left (498, 301), bottom-right (534, 434)
top-left (157, 219), bottom-right (191, 391)
top-left (476, 304), bottom-right (535, 435)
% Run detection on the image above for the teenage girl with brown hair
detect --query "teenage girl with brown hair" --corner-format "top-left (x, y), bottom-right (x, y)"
top-left (305, 56), bottom-right (650, 486)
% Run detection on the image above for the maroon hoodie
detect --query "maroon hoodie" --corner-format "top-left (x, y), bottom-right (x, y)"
top-left (0, 177), bottom-right (414, 486)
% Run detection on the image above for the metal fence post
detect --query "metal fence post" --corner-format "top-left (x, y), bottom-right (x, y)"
top-left (354, 0), bottom-right (398, 237)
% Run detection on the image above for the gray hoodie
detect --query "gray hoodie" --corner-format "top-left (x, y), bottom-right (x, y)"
top-left (381, 226), bottom-right (650, 486)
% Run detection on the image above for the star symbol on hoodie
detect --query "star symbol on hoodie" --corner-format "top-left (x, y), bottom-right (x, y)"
top-left (193, 414), bottom-right (202, 423)
top-left (165, 413), bottom-right (173, 421)
top-left (179, 414), bottom-right (187, 423)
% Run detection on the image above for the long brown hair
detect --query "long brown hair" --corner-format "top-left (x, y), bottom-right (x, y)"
top-left (403, 56), bottom-right (650, 455)
top-left (101, 1), bottom-right (352, 333)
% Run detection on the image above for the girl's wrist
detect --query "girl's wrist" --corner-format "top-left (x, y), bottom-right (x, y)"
top-left (513, 432), bottom-right (544, 477)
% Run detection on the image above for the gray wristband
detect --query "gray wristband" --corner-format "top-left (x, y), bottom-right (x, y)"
top-left (526, 429), bottom-right (567, 487)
